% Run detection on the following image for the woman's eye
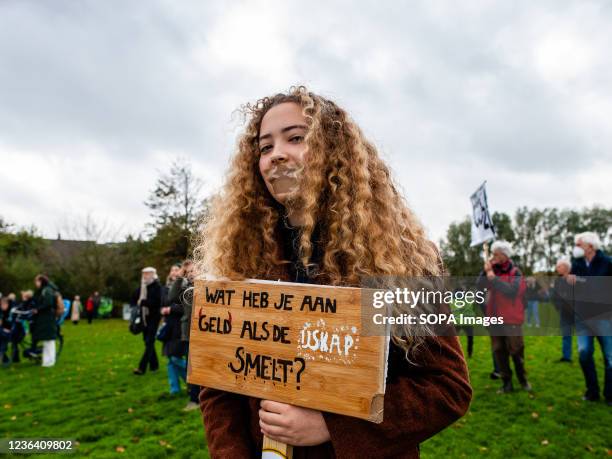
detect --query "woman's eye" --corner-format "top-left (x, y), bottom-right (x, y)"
top-left (260, 145), bottom-right (272, 154)
top-left (289, 136), bottom-right (304, 143)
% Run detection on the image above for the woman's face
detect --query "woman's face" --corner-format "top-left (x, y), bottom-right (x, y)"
top-left (169, 265), bottom-right (181, 279)
top-left (258, 102), bottom-right (308, 205)
top-left (184, 264), bottom-right (195, 281)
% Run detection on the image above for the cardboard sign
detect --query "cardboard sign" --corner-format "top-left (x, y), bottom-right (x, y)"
top-left (187, 279), bottom-right (388, 423)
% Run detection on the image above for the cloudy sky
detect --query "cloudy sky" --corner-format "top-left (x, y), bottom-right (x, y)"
top-left (1, 0), bottom-right (611, 243)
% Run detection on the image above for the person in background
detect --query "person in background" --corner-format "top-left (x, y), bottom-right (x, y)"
top-left (32, 274), bottom-right (59, 367)
top-left (0, 290), bottom-right (32, 365)
top-left (477, 281), bottom-right (501, 380)
top-left (166, 263), bottom-right (182, 289)
top-left (19, 290), bottom-right (34, 309)
top-left (0, 297), bottom-right (10, 366)
top-left (551, 258), bottom-right (574, 362)
top-left (85, 295), bottom-right (95, 324)
top-left (71, 295), bottom-right (82, 325)
top-left (478, 240), bottom-right (531, 393)
top-left (12, 290), bottom-right (34, 363)
top-left (569, 231), bottom-right (612, 405)
top-left (525, 277), bottom-right (541, 328)
top-left (0, 297), bottom-right (8, 319)
top-left (7, 293), bottom-right (17, 309)
top-left (132, 267), bottom-right (162, 375)
top-left (160, 265), bottom-right (188, 395)
top-left (450, 286), bottom-right (474, 358)
top-left (162, 262), bottom-right (182, 311)
top-left (92, 291), bottom-right (101, 318)
top-left (167, 259), bottom-right (199, 411)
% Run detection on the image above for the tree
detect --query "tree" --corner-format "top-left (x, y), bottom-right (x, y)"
top-left (439, 217), bottom-right (483, 276)
top-left (0, 154), bottom-right (218, 302)
top-left (0, 223), bottom-right (47, 294)
top-left (512, 206), bottom-right (612, 273)
top-left (492, 212), bottom-right (515, 242)
top-left (568, 206), bottom-right (612, 252)
top-left (439, 211), bottom-right (514, 276)
top-left (103, 236), bottom-right (155, 302)
top-left (145, 158), bottom-right (204, 235)
top-left (144, 158), bottom-right (209, 265)
top-left (0, 217), bottom-right (11, 232)
top-left (442, 206), bottom-right (611, 276)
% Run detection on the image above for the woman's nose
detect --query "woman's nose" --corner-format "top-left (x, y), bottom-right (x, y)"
top-left (270, 154), bottom-right (287, 166)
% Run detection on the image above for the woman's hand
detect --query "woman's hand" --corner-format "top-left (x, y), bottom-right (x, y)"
top-left (259, 400), bottom-right (331, 446)
top-left (161, 306), bottom-right (171, 315)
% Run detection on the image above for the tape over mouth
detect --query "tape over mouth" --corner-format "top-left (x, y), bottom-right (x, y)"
top-left (266, 164), bottom-right (302, 195)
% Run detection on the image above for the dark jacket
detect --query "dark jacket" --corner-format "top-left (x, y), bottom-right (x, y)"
top-left (131, 280), bottom-right (163, 326)
top-left (570, 250), bottom-right (612, 327)
top-left (31, 283), bottom-right (58, 342)
top-left (551, 275), bottom-right (574, 318)
top-left (0, 305), bottom-right (9, 330)
top-left (162, 302), bottom-right (187, 358)
top-left (168, 277), bottom-right (193, 342)
top-left (571, 250), bottom-right (612, 277)
top-left (200, 222), bottom-right (472, 458)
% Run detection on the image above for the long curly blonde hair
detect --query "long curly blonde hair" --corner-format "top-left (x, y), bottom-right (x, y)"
top-left (194, 86), bottom-right (442, 356)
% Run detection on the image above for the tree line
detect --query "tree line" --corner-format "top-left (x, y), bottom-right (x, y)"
top-left (1, 158), bottom-right (610, 298)
top-left (440, 207), bottom-right (612, 276)
top-left (0, 159), bottom-right (209, 302)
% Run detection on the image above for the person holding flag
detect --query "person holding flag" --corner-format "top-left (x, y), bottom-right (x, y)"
top-left (470, 181), bottom-right (501, 379)
top-left (478, 241), bottom-right (531, 394)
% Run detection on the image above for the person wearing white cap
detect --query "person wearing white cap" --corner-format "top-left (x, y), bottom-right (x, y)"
top-left (131, 267), bottom-right (163, 375)
top-left (479, 240), bottom-right (531, 394)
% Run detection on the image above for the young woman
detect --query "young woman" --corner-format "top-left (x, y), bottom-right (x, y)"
top-left (195, 86), bottom-right (472, 458)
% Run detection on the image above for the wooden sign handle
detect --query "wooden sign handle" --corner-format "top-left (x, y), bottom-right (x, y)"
top-left (262, 435), bottom-right (293, 459)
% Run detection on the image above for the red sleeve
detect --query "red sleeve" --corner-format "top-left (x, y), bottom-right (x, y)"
top-left (199, 388), bottom-right (257, 459)
top-left (322, 336), bottom-right (472, 457)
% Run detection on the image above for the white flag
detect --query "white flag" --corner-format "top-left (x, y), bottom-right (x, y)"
top-left (470, 182), bottom-right (495, 246)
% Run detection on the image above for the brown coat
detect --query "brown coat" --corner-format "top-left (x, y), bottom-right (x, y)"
top-left (199, 335), bottom-right (471, 458)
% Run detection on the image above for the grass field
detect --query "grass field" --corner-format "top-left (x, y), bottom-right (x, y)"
top-left (1, 318), bottom-right (610, 458)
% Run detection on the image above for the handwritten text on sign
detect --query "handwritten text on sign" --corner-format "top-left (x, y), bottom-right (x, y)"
top-left (187, 279), bottom-right (387, 422)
